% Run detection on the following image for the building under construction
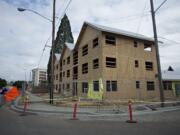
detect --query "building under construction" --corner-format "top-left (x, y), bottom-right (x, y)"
top-left (53, 22), bottom-right (174, 100)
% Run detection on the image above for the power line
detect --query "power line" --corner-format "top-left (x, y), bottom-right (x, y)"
top-left (100, 12), bottom-right (150, 24)
top-left (37, 36), bottom-right (51, 68)
top-left (56, 0), bottom-right (72, 25)
top-left (155, 0), bottom-right (168, 13)
top-left (136, 0), bottom-right (148, 33)
top-left (38, 0), bottom-right (150, 68)
top-left (37, 0), bottom-right (72, 68)
top-left (56, 0), bottom-right (66, 16)
top-left (158, 36), bottom-right (180, 45)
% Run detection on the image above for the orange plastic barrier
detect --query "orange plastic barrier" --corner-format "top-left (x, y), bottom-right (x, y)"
top-left (4, 87), bottom-right (20, 102)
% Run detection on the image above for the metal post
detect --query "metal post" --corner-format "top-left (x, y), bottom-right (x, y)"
top-left (50, 0), bottom-right (56, 104)
top-left (71, 102), bottom-right (78, 120)
top-left (126, 100), bottom-right (137, 123)
top-left (73, 103), bottom-right (77, 119)
top-left (150, 0), bottom-right (164, 107)
top-left (128, 102), bottom-right (133, 122)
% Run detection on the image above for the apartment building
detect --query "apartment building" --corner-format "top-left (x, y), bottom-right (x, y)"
top-left (54, 43), bottom-right (74, 94)
top-left (32, 68), bottom-right (47, 87)
top-left (162, 70), bottom-right (180, 98)
top-left (54, 53), bottom-right (61, 93)
top-left (54, 22), bottom-right (163, 100)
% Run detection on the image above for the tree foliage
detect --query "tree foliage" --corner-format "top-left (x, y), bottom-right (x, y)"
top-left (13, 81), bottom-right (25, 89)
top-left (54, 14), bottom-right (74, 53)
top-left (47, 14), bottom-right (74, 83)
top-left (0, 78), bottom-right (7, 88)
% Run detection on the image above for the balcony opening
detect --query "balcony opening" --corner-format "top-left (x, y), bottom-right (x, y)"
top-left (106, 57), bottom-right (116, 68)
top-left (144, 43), bottom-right (152, 52)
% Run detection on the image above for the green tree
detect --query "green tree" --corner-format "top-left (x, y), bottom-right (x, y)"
top-left (54, 14), bottom-right (74, 53)
top-left (0, 78), bottom-right (7, 88)
top-left (47, 14), bottom-right (74, 83)
top-left (13, 81), bottom-right (25, 89)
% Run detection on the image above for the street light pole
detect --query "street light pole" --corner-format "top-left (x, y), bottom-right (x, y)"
top-left (17, 1), bottom-right (56, 104)
top-left (17, 8), bottom-right (52, 22)
top-left (150, 0), bottom-right (164, 107)
top-left (50, 0), bottom-right (56, 104)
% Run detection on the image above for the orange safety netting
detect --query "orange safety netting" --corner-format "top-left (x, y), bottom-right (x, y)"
top-left (4, 87), bottom-right (20, 102)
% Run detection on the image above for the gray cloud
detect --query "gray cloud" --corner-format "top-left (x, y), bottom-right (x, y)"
top-left (2, 0), bottom-right (50, 9)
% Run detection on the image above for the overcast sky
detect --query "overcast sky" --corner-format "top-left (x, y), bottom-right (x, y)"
top-left (0, 0), bottom-right (180, 81)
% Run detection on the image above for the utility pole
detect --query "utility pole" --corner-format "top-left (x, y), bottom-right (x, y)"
top-left (50, 0), bottom-right (56, 104)
top-left (150, 0), bottom-right (164, 107)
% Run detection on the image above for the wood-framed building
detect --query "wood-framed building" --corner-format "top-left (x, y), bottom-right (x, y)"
top-left (53, 22), bottom-right (166, 100)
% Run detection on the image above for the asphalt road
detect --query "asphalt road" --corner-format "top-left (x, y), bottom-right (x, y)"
top-left (0, 106), bottom-right (180, 135)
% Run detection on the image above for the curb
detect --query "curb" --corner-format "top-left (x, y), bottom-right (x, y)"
top-left (11, 103), bottom-right (98, 115)
top-left (10, 96), bottom-right (180, 117)
top-left (10, 103), bottom-right (180, 118)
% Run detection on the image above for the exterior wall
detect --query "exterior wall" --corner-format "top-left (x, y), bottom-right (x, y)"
top-left (54, 25), bottom-right (171, 100)
top-left (163, 81), bottom-right (180, 98)
top-left (163, 90), bottom-right (174, 99)
top-left (59, 47), bottom-right (73, 96)
top-left (32, 69), bottom-right (39, 86)
top-left (174, 81), bottom-right (180, 97)
top-left (54, 60), bottom-right (60, 93)
top-left (74, 26), bottom-right (102, 97)
top-left (39, 70), bottom-right (47, 83)
top-left (32, 68), bottom-right (47, 87)
top-left (101, 33), bottom-right (159, 100)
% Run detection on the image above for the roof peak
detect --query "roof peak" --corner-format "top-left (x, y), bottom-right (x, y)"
top-left (65, 42), bottom-right (75, 50)
top-left (84, 21), bottom-right (154, 42)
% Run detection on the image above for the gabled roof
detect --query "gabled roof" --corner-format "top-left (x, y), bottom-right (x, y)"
top-left (59, 43), bottom-right (75, 62)
top-left (162, 71), bottom-right (180, 81)
top-left (54, 53), bottom-right (61, 62)
top-left (85, 22), bottom-right (154, 42)
top-left (65, 42), bottom-right (75, 50)
top-left (75, 21), bottom-right (154, 50)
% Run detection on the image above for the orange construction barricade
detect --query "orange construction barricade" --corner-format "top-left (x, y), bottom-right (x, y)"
top-left (4, 87), bottom-right (20, 102)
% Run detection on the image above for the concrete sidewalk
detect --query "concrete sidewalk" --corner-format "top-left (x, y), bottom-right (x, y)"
top-left (12, 96), bottom-right (127, 115)
top-left (13, 92), bottom-right (130, 114)
top-left (10, 92), bottom-right (180, 121)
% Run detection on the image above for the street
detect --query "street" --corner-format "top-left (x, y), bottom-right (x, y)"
top-left (0, 107), bottom-right (180, 135)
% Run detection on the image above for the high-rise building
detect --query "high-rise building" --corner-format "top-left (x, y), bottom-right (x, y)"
top-left (32, 68), bottom-right (47, 86)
